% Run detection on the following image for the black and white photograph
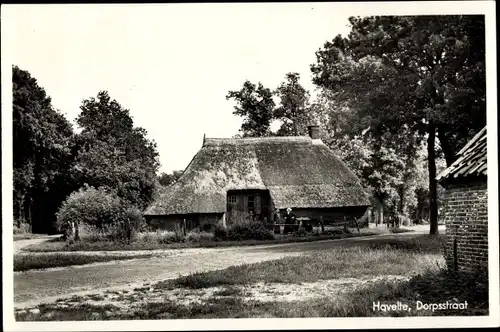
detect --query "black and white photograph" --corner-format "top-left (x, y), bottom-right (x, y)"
top-left (1, 1), bottom-right (498, 330)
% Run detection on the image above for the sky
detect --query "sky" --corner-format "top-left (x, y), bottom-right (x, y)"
top-left (5, 2), bottom-right (494, 174)
top-left (6, 3), bottom-right (354, 174)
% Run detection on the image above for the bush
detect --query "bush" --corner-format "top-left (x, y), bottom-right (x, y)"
top-left (200, 224), bottom-right (216, 233)
top-left (13, 221), bottom-right (31, 234)
top-left (185, 230), bottom-right (215, 242)
top-left (56, 186), bottom-right (124, 231)
top-left (324, 228), bottom-right (350, 235)
top-left (294, 228), bottom-right (313, 237)
top-left (226, 221), bottom-right (275, 241)
top-left (78, 223), bottom-right (109, 242)
top-left (136, 230), bottom-right (184, 244)
top-left (214, 224), bottom-right (229, 241)
top-left (56, 186), bottom-right (146, 243)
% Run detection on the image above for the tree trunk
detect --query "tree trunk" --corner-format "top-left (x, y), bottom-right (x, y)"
top-left (437, 126), bottom-right (457, 167)
top-left (427, 123), bottom-right (439, 235)
top-left (376, 199), bottom-right (384, 227)
top-left (398, 186), bottom-right (405, 215)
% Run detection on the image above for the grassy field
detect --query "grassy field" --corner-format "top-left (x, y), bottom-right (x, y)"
top-left (20, 227), bottom-right (404, 252)
top-left (14, 253), bottom-right (154, 272)
top-left (15, 233), bottom-right (487, 320)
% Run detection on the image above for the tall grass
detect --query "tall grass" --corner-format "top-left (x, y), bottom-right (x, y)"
top-left (156, 243), bottom-right (445, 290)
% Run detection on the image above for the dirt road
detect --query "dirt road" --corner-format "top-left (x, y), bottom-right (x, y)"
top-left (13, 235), bottom-right (61, 254)
top-left (13, 231), bottom-right (429, 308)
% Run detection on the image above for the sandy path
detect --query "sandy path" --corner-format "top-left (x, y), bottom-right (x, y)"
top-left (13, 235), bottom-right (61, 253)
top-left (14, 231), bottom-right (427, 308)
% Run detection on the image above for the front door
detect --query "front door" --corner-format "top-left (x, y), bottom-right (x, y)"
top-left (227, 190), bottom-right (266, 223)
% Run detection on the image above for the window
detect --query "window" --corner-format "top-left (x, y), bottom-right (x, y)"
top-left (228, 195), bottom-right (237, 204)
top-left (247, 195), bottom-right (255, 213)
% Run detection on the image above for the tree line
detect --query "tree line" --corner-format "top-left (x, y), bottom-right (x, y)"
top-left (225, 15), bottom-right (485, 234)
top-left (13, 15), bottom-right (485, 235)
top-left (13, 66), bottom-right (159, 233)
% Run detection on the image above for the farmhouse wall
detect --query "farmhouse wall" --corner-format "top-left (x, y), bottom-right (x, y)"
top-left (440, 182), bottom-right (488, 272)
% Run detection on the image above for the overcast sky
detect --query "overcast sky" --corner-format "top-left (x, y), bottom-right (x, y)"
top-left (5, 2), bottom-right (491, 174)
top-left (6, 3), bottom-right (353, 174)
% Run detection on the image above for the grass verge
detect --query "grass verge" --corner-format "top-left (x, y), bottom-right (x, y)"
top-left (21, 230), bottom-right (384, 252)
top-left (14, 253), bottom-right (154, 272)
top-left (155, 234), bottom-right (445, 290)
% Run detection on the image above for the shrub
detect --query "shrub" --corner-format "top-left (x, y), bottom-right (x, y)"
top-left (324, 228), bottom-right (349, 235)
top-left (294, 228), bottom-right (313, 237)
top-left (56, 186), bottom-right (147, 243)
top-left (186, 230), bottom-right (215, 242)
top-left (56, 186), bottom-right (124, 232)
top-left (200, 224), bottom-right (216, 233)
top-left (227, 221), bottom-right (275, 241)
top-left (13, 221), bottom-right (31, 234)
top-left (78, 223), bottom-right (109, 242)
top-left (214, 224), bottom-right (229, 241)
top-left (136, 230), bottom-right (184, 244)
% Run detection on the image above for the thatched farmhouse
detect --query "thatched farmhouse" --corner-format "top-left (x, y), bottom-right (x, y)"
top-left (144, 126), bottom-right (370, 231)
top-left (437, 127), bottom-right (487, 272)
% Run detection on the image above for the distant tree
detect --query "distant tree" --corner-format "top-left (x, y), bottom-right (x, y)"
top-left (13, 65), bottom-right (76, 233)
top-left (311, 15), bottom-right (486, 234)
top-left (226, 81), bottom-right (275, 137)
top-left (73, 91), bottom-right (160, 210)
top-left (273, 73), bottom-right (313, 136)
top-left (158, 170), bottom-right (183, 186)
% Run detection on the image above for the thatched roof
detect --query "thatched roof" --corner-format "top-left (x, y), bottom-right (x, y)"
top-left (145, 136), bottom-right (370, 215)
top-left (437, 127), bottom-right (487, 184)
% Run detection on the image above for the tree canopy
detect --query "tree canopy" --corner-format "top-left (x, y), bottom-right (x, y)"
top-left (13, 65), bottom-right (75, 233)
top-left (158, 170), bottom-right (184, 187)
top-left (73, 91), bottom-right (160, 210)
top-left (274, 73), bottom-right (313, 136)
top-left (226, 81), bottom-right (275, 137)
top-left (310, 15), bottom-right (485, 233)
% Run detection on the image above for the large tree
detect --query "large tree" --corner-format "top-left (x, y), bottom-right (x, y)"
top-left (274, 73), bottom-right (313, 136)
top-left (311, 15), bottom-right (485, 234)
top-left (13, 65), bottom-right (76, 233)
top-left (73, 91), bottom-right (160, 210)
top-left (226, 81), bottom-right (275, 137)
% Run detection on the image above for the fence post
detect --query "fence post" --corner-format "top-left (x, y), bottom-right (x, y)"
top-left (320, 216), bottom-right (324, 234)
top-left (353, 217), bottom-right (360, 233)
top-left (183, 219), bottom-right (187, 236)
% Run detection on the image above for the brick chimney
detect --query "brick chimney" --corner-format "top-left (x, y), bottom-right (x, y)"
top-left (307, 125), bottom-right (320, 140)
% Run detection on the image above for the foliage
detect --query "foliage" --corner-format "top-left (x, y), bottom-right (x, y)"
top-left (226, 221), bottom-right (275, 241)
top-left (56, 186), bottom-right (124, 231)
top-left (14, 253), bottom-right (153, 272)
top-left (226, 81), bottom-right (275, 137)
top-left (274, 73), bottom-right (314, 136)
top-left (13, 221), bottom-right (32, 235)
top-left (73, 91), bottom-right (160, 210)
top-left (213, 224), bottom-right (229, 241)
top-left (310, 16), bottom-right (485, 232)
top-left (13, 66), bottom-right (76, 233)
top-left (158, 170), bottom-right (183, 187)
top-left (185, 230), bottom-right (215, 242)
top-left (135, 230), bottom-right (184, 244)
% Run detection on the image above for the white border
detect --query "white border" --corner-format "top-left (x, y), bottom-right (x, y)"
top-left (2, 2), bottom-right (499, 331)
